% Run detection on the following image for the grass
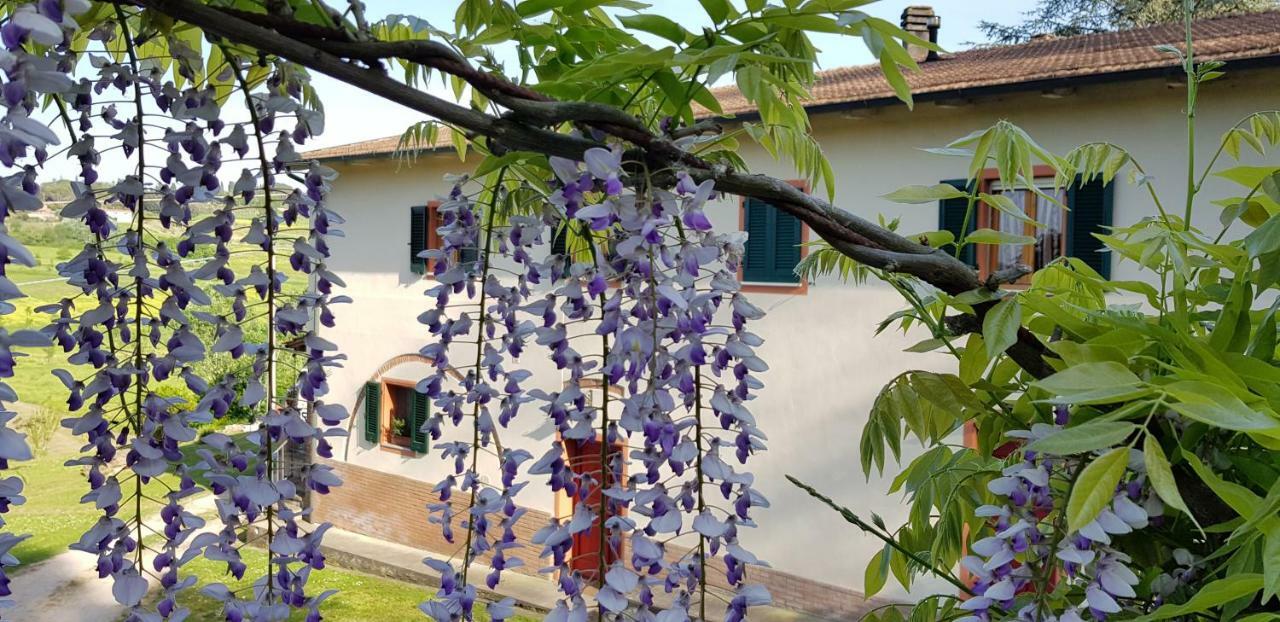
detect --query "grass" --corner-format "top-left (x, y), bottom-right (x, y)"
top-left (6, 417), bottom-right (185, 567)
top-left (140, 548), bottom-right (539, 622)
top-left (6, 428), bottom-right (100, 566)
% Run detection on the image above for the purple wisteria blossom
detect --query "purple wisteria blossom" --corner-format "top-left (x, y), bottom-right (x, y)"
top-left (417, 146), bottom-right (771, 621)
top-left (961, 407), bottom-right (1161, 622)
top-left (6, 6), bottom-right (349, 618)
top-left (0, 0), bottom-right (91, 604)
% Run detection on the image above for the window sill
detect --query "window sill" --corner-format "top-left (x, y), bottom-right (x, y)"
top-left (741, 281), bottom-right (808, 295)
top-left (378, 441), bottom-right (416, 457)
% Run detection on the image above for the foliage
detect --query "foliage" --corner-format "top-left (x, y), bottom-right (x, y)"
top-left (16, 406), bottom-right (57, 456)
top-left (979, 0), bottom-right (1278, 44)
top-left (829, 6), bottom-right (1280, 620)
top-left (1, 1), bottom-right (1274, 622)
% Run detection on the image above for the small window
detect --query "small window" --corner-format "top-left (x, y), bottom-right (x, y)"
top-left (742, 197), bottom-right (804, 284)
top-left (362, 380), bottom-right (429, 453)
top-left (937, 173), bottom-right (1113, 280)
top-left (410, 202), bottom-right (479, 276)
top-left (983, 180), bottom-right (1067, 278)
top-left (385, 384), bottom-right (415, 449)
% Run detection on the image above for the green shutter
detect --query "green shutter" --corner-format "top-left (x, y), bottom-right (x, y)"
top-left (550, 225), bottom-right (567, 257)
top-left (409, 390), bottom-right (430, 453)
top-left (409, 205), bottom-right (427, 274)
top-left (938, 179), bottom-right (976, 268)
top-left (742, 198), bottom-right (802, 283)
top-left (458, 237), bottom-right (480, 267)
top-left (1066, 177), bottom-right (1114, 279)
top-left (363, 381), bottom-right (380, 444)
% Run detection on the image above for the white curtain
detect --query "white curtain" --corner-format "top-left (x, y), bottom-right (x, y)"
top-left (997, 189), bottom-right (1025, 272)
top-left (1035, 189), bottom-right (1067, 269)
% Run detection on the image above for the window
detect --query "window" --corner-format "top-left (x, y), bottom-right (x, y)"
top-left (409, 202), bottom-right (479, 276)
top-left (741, 184), bottom-right (809, 289)
top-left (937, 173), bottom-right (1113, 280)
top-left (362, 380), bottom-right (429, 453)
top-left (985, 180), bottom-right (1068, 276)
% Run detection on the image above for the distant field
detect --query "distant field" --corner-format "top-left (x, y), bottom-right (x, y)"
top-left (5, 208), bottom-right (300, 563)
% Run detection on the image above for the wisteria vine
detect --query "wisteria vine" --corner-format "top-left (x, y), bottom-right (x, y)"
top-left (4, 3), bottom-right (782, 621)
top-left (959, 407), bottom-right (1168, 622)
top-left (1, 2), bottom-right (348, 620)
top-left (414, 147), bottom-right (774, 622)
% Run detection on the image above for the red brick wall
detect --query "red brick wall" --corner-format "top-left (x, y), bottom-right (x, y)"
top-left (313, 459), bottom-right (894, 619)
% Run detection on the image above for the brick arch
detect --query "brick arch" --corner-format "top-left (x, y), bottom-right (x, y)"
top-left (368, 353), bottom-right (464, 384)
top-left (343, 353), bottom-right (465, 460)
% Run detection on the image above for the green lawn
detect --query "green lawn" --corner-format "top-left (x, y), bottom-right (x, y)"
top-left (6, 429), bottom-right (100, 566)
top-left (144, 548), bottom-right (538, 622)
top-left (7, 418), bottom-right (185, 567)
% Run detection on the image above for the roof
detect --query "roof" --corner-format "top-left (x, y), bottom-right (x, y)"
top-left (712, 9), bottom-right (1280, 116)
top-left (302, 10), bottom-right (1280, 162)
top-left (302, 126), bottom-right (456, 162)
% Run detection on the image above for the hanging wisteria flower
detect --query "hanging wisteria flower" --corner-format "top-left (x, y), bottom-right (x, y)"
top-left (415, 144), bottom-right (773, 622)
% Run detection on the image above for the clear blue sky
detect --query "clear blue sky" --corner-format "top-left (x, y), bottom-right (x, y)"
top-left (305, 0), bottom-right (1038, 151)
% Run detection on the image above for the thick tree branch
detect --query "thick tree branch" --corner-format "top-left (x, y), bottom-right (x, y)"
top-left (138, 0), bottom-right (1056, 379)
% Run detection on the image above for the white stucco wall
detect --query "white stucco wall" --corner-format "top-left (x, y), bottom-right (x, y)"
top-left (316, 68), bottom-right (1280, 599)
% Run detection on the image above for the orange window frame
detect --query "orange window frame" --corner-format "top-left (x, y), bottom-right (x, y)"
top-left (972, 166), bottom-right (1064, 283)
top-left (378, 379), bottom-right (417, 456)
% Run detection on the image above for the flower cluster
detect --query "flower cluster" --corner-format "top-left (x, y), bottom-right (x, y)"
top-left (0, 4), bottom-right (349, 619)
top-left (961, 407), bottom-right (1163, 622)
top-left (0, 0), bottom-right (92, 606)
top-left (416, 147), bottom-right (773, 621)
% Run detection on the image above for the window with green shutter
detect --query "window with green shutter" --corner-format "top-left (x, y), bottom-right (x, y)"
top-left (409, 390), bottom-right (430, 453)
top-left (362, 381), bottom-right (380, 443)
top-left (940, 173), bottom-right (1113, 280)
top-left (937, 178), bottom-right (977, 267)
top-left (412, 202), bottom-right (480, 273)
top-left (409, 205), bottom-right (428, 274)
top-left (1066, 177), bottom-right (1114, 279)
top-left (742, 197), bottom-right (803, 283)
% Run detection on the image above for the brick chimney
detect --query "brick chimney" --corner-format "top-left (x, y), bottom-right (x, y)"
top-left (900, 5), bottom-right (940, 63)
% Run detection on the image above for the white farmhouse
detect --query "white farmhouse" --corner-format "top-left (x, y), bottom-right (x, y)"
top-left (299, 9), bottom-right (1280, 618)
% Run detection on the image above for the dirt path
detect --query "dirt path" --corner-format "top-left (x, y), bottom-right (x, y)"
top-left (5, 494), bottom-right (217, 622)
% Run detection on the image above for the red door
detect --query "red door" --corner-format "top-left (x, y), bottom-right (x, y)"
top-left (566, 437), bottom-right (622, 583)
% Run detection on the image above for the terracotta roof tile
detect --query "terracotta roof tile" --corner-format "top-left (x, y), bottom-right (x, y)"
top-left (708, 9), bottom-right (1280, 116)
top-left (303, 11), bottom-right (1280, 162)
top-left (302, 126), bottom-right (456, 161)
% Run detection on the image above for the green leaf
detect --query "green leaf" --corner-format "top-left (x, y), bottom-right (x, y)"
top-left (1165, 380), bottom-right (1280, 434)
top-left (697, 0), bottom-right (732, 23)
top-left (1143, 433), bottom-right (1194, 521)
top-left (881, 183), bottom-right (967, 204)
top-left (473, 151), bottom-right (533, 178)
top-left (617, 14), bottom-right (688, 44)
top-left (878, 54), bottom-right (913, 109)
top-left (1183, 450), bottom-right (1264, 520)
top-left (516, 0), bottom-right (570, 17)
top-left (864, 548), bottom-right (888, 598)
top-left (1245, 215), bottom-right (1280, 258)
top-left (1130, 575), bottom-right (1264, 621)
top-left (980, 192), bottom-right (1042, 226)
top-left (982, 298), bottom-right (1020, 359)
top-left (1028, 421), bottom-right (1137, 455)
top-left (965, 228), bottom-right (1035, 246)
top-left (1066, 447), bottom-right (1129, 532)
top-left (1215, 165), bottom-right (1280, 190)
top-left (1031, 362), bottom-right (1149, 405)
top-left (1265, 526), bottom-right (1280, 603)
